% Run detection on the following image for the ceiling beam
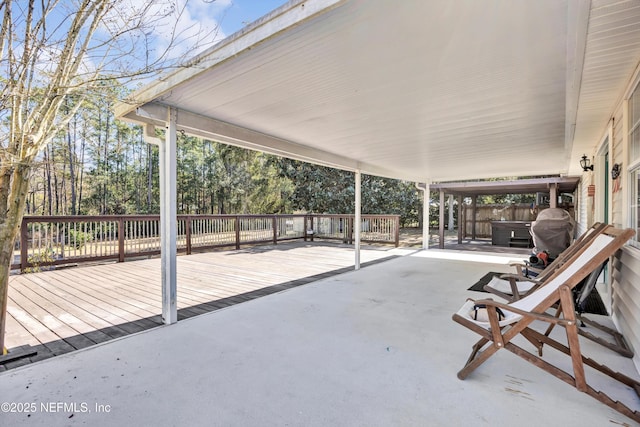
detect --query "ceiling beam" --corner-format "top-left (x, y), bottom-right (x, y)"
top-left (429, 177), bottom-right (581, 196)
top-left (124, 103), bottom-right (426, 181)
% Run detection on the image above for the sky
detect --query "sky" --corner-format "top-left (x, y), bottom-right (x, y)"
top-left (120, 0), bottom-right (292, 77)
top-left (156, 0), bottom-right (291, 59)
top-left (110, 0), bottom-right (292, 65)
top-left (216, 0), bottom-right (291, 36)
top-left (131, 0), bottom-right (290, 83)
top-left (8, 0), bottom-right (292, 83)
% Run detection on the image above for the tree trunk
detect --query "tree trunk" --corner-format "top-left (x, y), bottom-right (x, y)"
top-left (52, 148), bottom-right (60, 215)
top-left (103, 107), bottom-right (110, 214)
top-left (60, 152), bottom-right (67, 215)
top-left (0, 165), bottom-right (32, 351)
top-left (67, 118), bottom-right (77, 215)
top-left (44, 148), bottom-right (53, 215)
top-left (78, 131), bottom-right (86, 213)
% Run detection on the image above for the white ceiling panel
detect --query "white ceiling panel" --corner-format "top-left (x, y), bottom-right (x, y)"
top-left (118, 0), bottom-right (640, 183)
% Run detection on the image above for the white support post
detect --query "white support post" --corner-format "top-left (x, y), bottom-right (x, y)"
top-left (439, 190), bottom-right (445, 249)
top-left (549, 183), bottom-right (558, 209)
top-left (414, 182), bottom-right (430, 250)
top-left (423, 182), bottom-right (430, 249)
top-left (448, 194), bottom-right (455, 230)
top-left (160, 108), bottom-right (178, 324)
top-left (354, 169), bottom-right (361, 270)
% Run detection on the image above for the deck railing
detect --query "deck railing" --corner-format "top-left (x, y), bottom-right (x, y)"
top-left (12, 214), bottom-right (400, 272)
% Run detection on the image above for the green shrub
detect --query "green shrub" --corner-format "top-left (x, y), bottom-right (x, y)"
top-left (25, 248), bottom-right (57, 273)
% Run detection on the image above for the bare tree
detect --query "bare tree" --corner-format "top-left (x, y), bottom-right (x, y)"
top-left (0, 0), bottom-right (223, 352)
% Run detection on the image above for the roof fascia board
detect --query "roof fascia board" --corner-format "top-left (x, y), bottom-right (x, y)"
top-left (114, 0), bottom-right (345, 120)
top-left (123, 103), bottom-right (428, 182)
top-left (128, 102), bottom-right (358, 169)
top-left (122, 102), bottom-right (571, 184)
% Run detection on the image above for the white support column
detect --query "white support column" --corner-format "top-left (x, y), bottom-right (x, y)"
top-left (549, 183), bottom-right (558, 209)
top-left (438, 190), bottom-right (445, 249)
top-left (448, 194), bottom-right (455, 230)
top-left (160, 108), bottom-right (178, 324)
top-left (354, 169), bottom-right (361, 270)
top-left (423, 182), bottom-right (430, 249)
top-left (414, 182), bottom-right (430, 250)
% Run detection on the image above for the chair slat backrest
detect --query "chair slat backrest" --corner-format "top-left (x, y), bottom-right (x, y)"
top-left (511, 233), bottom-right (614, 313)
top-left (531, 222), bottom-right (605, 283)
top-left (508, 225), bottom-right (634, 314)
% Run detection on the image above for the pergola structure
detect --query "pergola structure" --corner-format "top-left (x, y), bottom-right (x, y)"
top-left (429, 176), bottom-right (581, 248)
top-left (115, 0), bottom-right (640, 325)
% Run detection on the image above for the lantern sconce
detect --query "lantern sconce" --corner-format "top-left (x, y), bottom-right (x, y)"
top-left (580, 154), bottom-right (594, 172)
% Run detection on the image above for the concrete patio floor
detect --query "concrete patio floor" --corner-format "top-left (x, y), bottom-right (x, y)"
top-left (1, 249), bottom-right (638, 426)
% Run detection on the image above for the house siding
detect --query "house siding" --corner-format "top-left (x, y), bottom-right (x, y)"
top-left (612, 246), bottom-right (640, 370)
top-left (605, 72), bottom-right (640, 371)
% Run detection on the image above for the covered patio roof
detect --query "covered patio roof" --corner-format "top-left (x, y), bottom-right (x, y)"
top-left (112, 0), bottom-right (640, 328)
top-left (116, 0), bottom-right (640, 182)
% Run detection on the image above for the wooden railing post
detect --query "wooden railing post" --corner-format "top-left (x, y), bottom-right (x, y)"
top-left (20, 217), bottom-right (28, 273)
top-left (118, 218), bottom-right (125, 262)
top-left (310, 216), bottom-right (314, 242)
top-left (304, 216), bottom-right (308, 242)
top-left (394, 215), bottom-right (400, 247)
top-left (348, 216), bottom-right (353, 245)
top-left (186, 216), bottom-right (192, 255)
top-left (235, 216), bottom-right (241, 250)
top-left (272, 216), bottom-right (278, 244)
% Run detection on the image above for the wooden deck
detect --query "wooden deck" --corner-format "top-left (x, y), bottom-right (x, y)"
top-left (2, 242), bottom-right (401, 370)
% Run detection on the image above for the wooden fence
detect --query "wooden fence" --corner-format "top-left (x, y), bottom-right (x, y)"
top-left (11, 214), bottom-right (400, 272)
top-left (462, 204), bottom-right (535, 238)
top-left (461, 204), bottom-right (575, 238)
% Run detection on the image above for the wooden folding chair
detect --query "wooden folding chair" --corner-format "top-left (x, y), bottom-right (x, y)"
top-left (483, 223), bottom-right (632, 357)
top-left (483, 222), bottom-right (606, 301)
top-left (453, 225), bottom-right (639, 423)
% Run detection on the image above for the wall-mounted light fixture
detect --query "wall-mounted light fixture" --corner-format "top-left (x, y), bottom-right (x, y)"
top-left (580, 154), bottom-right (594, 172)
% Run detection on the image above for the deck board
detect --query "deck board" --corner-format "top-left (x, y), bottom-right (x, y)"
top-left (17, 275), bottom-right (130, 339)
top-left (51, 268), bottom-right (161, 316)
top-left (24, 272), bottom-right (153, 326)
top-left (3, 242), bottom-right (401, 369)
